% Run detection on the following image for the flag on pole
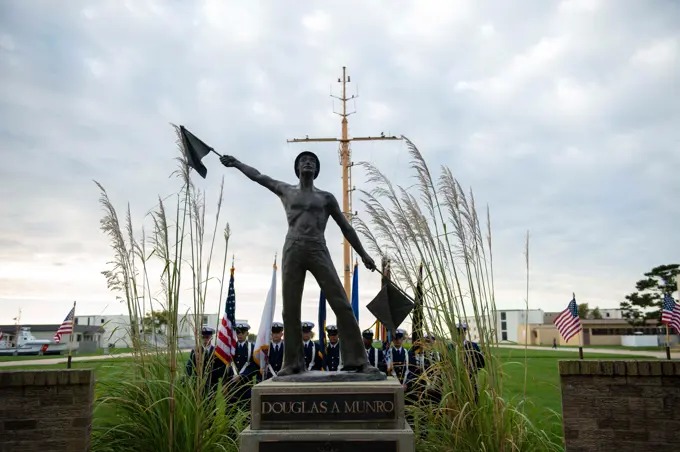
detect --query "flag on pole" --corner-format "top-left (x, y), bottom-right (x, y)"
top-left (351, 261), bottom-right (359, 321)
top-left (53, 306), bottom-right (75, 344)
top-left (178, 125), bottom-right (216, 179)
top-left (318, 290), bottom-right (327, 369)
top-left (411, 263), bottom-right (424, 353)
top-left (216, 266), bottom-right (238, 364)
top-left (253, 260), bottom-right (278, 375)
top-left (661, 293), bottom-right (680, 334)
top-left (554, 295), bottom-right (582, 342)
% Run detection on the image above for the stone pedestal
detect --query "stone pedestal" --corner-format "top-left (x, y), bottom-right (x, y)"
top-left (239, 377), bottom-right (414, 452)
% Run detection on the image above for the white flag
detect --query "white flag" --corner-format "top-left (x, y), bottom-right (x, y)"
top-left (253, 261), bottom-right (277, 375)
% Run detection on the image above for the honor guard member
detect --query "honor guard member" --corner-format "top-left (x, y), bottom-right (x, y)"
top-left (362, 329), bottom-right (386, 373)
top-left (185, 326), bottom-right (226, 407)
top-left (386, 329), bottom-right (416, 392)
top-left (263, 321), bottom-right (285, 380)
top-left (324, 325), bottom-right (341, 371)
top-left (302, 321), bottom-right (323, 371)
top-left (225, 322), bottom-right (258, 405)
top-left (413, 333), bottom-right (442, 404)
top-left (456, 322), bottom-right (485, 402)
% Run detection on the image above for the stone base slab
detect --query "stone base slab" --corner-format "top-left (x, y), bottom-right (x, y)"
top-left (239, 426), bottom-right (415, 452)
top-left (250, 377), bottom-right (405, 430)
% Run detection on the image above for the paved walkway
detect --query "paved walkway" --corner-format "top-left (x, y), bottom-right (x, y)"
top-left (0, 349), bottom-right (192, 368)
top-left (497, 344), bottom-right (676, 359)
top-left (0, 352), bottom-right (139, 368)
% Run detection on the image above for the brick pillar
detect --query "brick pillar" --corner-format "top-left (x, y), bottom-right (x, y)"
top-left (0, 369), bottom-right (94, 452)
top-left (559, 360), bottom-right (680, 451)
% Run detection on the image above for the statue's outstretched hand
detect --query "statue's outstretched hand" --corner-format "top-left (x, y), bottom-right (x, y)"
top-left (220, 155), bottom-right (238, 167)
top-left (362, 254), bottom-right (376, 272)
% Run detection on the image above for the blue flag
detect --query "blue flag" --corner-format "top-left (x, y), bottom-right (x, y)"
top-left (318, 291), bottom-right (327, 369)
top-left (351, 261), bottom-right (359, 321)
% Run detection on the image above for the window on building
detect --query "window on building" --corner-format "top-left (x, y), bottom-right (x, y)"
top-left (500, 312), bottom-right (506, 320)
top-left (77, 334), bottom-right (82, 342)
top-left (75, 318), bottom-right (79, 325)
top-left (501, 332), bottom-right (508, 341)
top-left (101, 319), bottom-right (105, 324)
top-left (501, 321), bottom-right (507, 331)
top-left (203, 316), bottom-right (208, 325)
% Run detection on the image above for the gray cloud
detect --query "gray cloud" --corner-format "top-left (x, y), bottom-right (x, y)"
top-left (1, 0), bottom-right (678, 329)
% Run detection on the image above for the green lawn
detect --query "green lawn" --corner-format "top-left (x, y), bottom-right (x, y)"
top-left (493, 348), bottom-right (653, 440)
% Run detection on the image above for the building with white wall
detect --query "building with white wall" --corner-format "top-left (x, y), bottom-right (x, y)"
top-left (75, 313), bottom-right (248, 348)
top-left (464, 309), bottom-right (545, 343)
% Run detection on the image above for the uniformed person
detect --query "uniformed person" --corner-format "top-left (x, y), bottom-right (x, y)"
top-left (323, 325), bottom-right (341, 371)
top-left (413, 333), bottom-right (442, 405)
top-left (262, 321), bottom-right (285, 380)
top-left (224, 322), bottom-right (258, 405)
top-left (302, 321), bottom-right (323, 371)
top-left (386, 329), bottom-right (416, 392)
top-left (362, 329), bottom-right (386, 373)
top-left (185, 326), bottom-right (226, 409)
top-left (456, 322), bottom-right (485, 403)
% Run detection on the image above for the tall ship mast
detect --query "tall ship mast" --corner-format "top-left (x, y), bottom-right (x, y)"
top-left (287, 67), bottom-right (401, 297)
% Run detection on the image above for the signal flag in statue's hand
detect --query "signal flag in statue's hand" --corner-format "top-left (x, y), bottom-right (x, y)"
top-left (366, 277), bottom-right (415, 332)
top-left (178, 125), bottom-right (220, 179)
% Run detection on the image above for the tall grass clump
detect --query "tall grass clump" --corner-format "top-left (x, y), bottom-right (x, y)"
top-left (91, 125), bottom-right (247, 452)
top-left (355, 136), bottom-right (563, 451)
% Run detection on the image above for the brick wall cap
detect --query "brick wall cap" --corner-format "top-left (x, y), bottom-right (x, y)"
top-left (0, 370), bottom-right (93, 387)
top-left (558, 360), bottom-right (680, 376)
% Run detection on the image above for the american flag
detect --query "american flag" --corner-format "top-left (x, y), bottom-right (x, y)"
top-left (215, 266), bottom-right (238, 364)
top-left (53, 306), bottom-right (75, 344)
top-left (554, 295), bottom-right (582, 342)
top-left (661, 293), bottom-right (680, 334)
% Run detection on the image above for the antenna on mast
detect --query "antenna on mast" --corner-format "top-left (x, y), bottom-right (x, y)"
top-left (287, 66), bottom-right (402, 298)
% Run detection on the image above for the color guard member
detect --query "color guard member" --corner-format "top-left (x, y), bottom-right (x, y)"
top-left (362, 329), bottom-right (386, 373)
top-left (302, 321), bottom-right (323, 371)
top-left (324, 324), bottom-right (341, 371)
top-left (224, 322), bottom-right (258, 405)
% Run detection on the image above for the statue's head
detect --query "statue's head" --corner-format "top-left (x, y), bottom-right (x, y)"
top-left (294, 151), bottom-right (320, 180)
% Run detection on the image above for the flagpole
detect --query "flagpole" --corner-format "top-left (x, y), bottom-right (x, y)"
top-left (665, 324), bottom-right (671, 360)
top-left (575, 293), bottom-right (583, 360)
top-left (67, 301), bottom-right (76, 369)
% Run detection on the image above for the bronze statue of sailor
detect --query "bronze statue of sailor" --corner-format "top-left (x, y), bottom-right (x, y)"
top-left (220, 151), bottom-right (381, 377)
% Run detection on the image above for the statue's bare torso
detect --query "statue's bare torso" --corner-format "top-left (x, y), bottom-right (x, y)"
top-left (280, 185), bottom-right (334, 240)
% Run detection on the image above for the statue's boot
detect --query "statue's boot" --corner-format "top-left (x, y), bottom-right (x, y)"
top-left (340, 363), bottom-right (382, 374)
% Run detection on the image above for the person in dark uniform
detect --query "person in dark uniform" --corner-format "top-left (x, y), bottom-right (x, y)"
top-left (224, 322), bottom-right (258, 405)
top-left (414, 333), bottom-right (443, 405)
top-left (456, 322), bottom-right (485, 403)
top-left (262, 321), bottom-right (285, 380)
top-left (185, 326), bottom-right (226, 411)
top-left (302, 321), bottom-right (323, 371)
top-left (324, 325), bottom-right (341, 371)
top-left (362, 329), bottom-right (386, 373)
top-left (386, 329), bottom-right (416, 392)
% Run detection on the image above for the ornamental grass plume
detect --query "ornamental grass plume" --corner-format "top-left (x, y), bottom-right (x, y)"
top-left (91, 125), bottom-right (246, 452)
top-left (355, 136), bottom-right (563, 451)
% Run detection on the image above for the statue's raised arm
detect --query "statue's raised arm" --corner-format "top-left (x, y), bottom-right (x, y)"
top-left (220, 155), bottom-right (288, 196)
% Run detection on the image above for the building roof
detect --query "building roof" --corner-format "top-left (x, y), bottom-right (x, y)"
top-left (0, 324), bottom-right (105, 334)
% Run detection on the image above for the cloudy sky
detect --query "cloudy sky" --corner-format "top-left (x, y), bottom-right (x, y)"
top-left (1, 0), bottom-right (679, 332)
